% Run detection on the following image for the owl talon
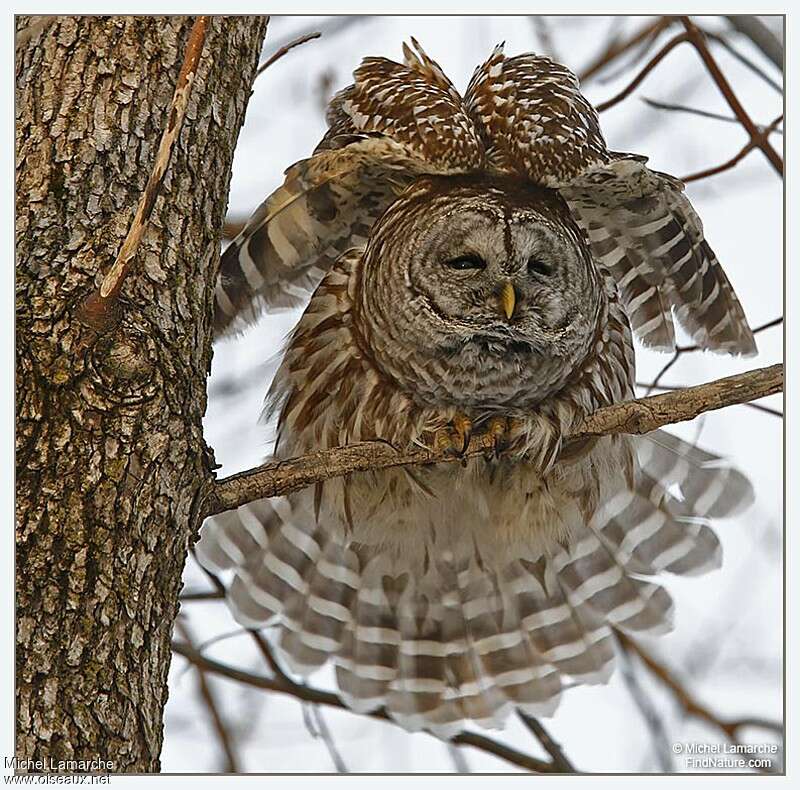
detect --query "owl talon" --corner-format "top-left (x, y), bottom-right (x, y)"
top-left (434, 414), bottom-right (473, 458)
top-left (485, 416), bottom-right (522, 458)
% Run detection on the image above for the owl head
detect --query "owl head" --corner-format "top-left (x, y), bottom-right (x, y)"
top-left (354, 175), bottom-right (605, 408)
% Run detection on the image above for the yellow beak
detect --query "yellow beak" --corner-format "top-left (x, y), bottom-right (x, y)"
top-left (500, 281), bottom-right (516, 320)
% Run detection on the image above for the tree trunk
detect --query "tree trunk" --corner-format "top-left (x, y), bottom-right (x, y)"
top-left (15, 15), bottom-right (268, 771)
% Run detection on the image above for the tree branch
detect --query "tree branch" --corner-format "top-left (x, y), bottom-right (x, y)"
top-left (725, 15), bottom-right (783, 71)
top-left (578, 17), bottom-right (672, 83)
top-left (679, 17), bottom-right (783, 176)
top-left (202, 364), bottom-right (782, 518)
top-left (171, 640), bottom-right (560, 773)
top-left (616, 631), bottom-right (783, 766)
top-left (255, 31), bottom-right (321, 79)
top-left (175, 619), bottom-right (240, 772)
top-left (518, 712), bottom-right (576, 772)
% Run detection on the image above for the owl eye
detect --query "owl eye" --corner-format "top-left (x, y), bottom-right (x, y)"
top-left (528, 257), bottom-right (553, 276)
top-left (444, 254), bottom-right (487, 271)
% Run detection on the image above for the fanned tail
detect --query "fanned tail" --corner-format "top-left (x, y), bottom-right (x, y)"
top-left (195, 430), bottom-right (751, 735)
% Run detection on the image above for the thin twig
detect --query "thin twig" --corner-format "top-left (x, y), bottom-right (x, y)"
top-left (704, 30), bottom-right (782, 93)
top-left (529, 16), bottom-right (560, 62)
top-left (309, 706), bottom-right (349, 773)
top-left (597, 22), bottom-right (674, 86)
top-left (202, 364), bottom-right (783, 518)
top-left (647, 351), bottom-right (680, 394)
top-left (596, 20), bottom-right (783, 177)
top-left (616, 631), bottom-right (783, 753)
top-left (682, 114), bottom-right (783, 182)
top-left (78, 16), bottom-right (209, 330)
top-left (170, 640), bottom-right (560, 773)
top-left (255, 31), bottom-right (321, 79)
top-left (616, 645), bottom-right (674, 771)
top-left (579, 17), bottom-right (671, 83)
top-left (596, 32), bottom-right (691, 112)
top-left (724, 15), bottom-right (783, 71)
top-left (679, 17), bottom-right (782, 176)
top-left (175, 619), bottom-right (240, 772)
top-left (264, 16), bottom-right (366, 56)
top-left (446, 743), bottom-right (471, 773)
top-left (518, 713), bottom-right (575, 772)
top-left (641, 97), bottom-right (783, 134)
top-left (179, 589), bottom-right (226, 602)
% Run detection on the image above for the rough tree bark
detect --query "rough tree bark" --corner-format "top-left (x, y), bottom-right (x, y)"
top-left (15, 16), bottom-right (268, 771)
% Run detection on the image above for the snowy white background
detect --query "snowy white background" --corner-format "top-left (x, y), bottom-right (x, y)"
top-left (162, 15), bottom-right (783, 774)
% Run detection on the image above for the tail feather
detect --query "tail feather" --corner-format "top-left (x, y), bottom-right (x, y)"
top-left (336, 556), bottom-right (399, 714)
top-left (552, 534), bottom-right (674, 635)
top-left (509, 559), bottom-right (615, 682)
top-left (592, 486), bottom-right (722, 577)
top-left (387, 588), bottom-right (449, 731)
top-left (454, 562), bottom-right (519, 727)
top-left (636, 431), bottom-right (754, 518)
top-left (278, 540), bottom-right (358, 672)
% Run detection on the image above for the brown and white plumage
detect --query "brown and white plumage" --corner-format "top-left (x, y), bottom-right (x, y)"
top-left (214, 40), bottom-right (755, 355)
top-left (198, 176), bottom-right (753, 736)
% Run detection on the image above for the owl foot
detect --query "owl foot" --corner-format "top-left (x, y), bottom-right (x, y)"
top-left (434, 414), bottom-right (473, 459)
top-left (484, 416), bottom-right (521, 458)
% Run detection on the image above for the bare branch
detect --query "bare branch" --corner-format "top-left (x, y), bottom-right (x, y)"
top-left (179, 589), bottom-right (226, 602)
top-left (171, 640), bottom-right (561, 773)
top-left (679, 17), bottom-right (783, 176)
top-left (529, 16), bottom-right (560, 62)
top-left (308, 706), bottom-right (349, 773)
top-left (616, 631), bottom-right (783, 764)
top-left (725, 15), bottom-right (783, 71)
top-left (518, 713), bottom-right (575, 772)
top-left (175, 619), bottom-right (240, 772)
top-left (579, 17), bottom-right (671, 83)
top-left (703, 30), bottom-right (782, 93)
top-left (616, 646), bottom-right (674, 770)
top-left (596, 31), bottom-right (691, 112)
top-left (78, 16), bottom-right (209, 331)
top-left (202, 365), bottom-right (783, 518)
top-left (642, 97), bottom-right (783, 133)
top-left (255, 31), bottom-right (321, 79)
top-left (682, 114), bottom-right (783, 182)
top-left (596, 20), bottom-right (784, 178)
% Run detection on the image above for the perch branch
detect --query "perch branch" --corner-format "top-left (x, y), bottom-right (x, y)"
top-left (79, 16), bottom-right (209, 330)
top-left (202, 364), bottom-right (782, 518)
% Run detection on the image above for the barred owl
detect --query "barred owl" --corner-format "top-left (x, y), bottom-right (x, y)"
top-left (213, 40), bottom-right (756, 356)
top-left (198, 172), bottom-right (753, 735)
